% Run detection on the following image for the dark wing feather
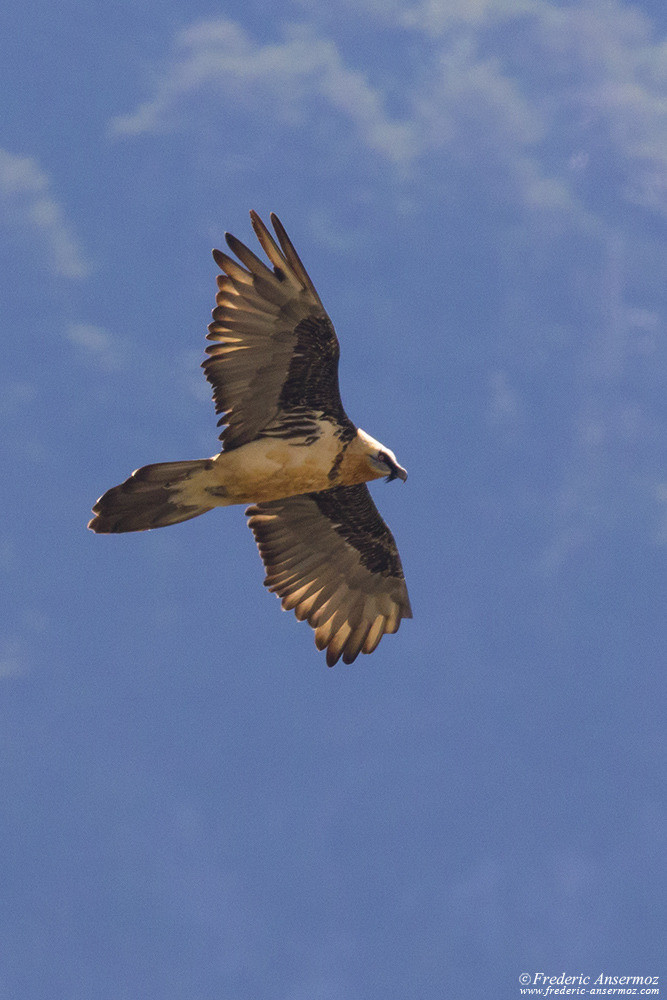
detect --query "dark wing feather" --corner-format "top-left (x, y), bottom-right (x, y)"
top-left (246, 484), bottom-right (412, 666)
top-left (204, 212), bottom-right (350, 450)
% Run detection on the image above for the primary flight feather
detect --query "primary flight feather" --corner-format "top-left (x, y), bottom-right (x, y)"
top-left (88, 211), bottom-right (411, 665)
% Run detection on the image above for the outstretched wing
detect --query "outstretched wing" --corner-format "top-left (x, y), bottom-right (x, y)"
top-left (246, 484), bottom-right (412, 666)
top-left (204, 212), bottom-right (351, 451)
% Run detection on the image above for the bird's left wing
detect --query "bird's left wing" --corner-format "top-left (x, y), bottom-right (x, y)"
top-left (246, 485), bottom-right (412, 666)
top-left (204, 212), bottom-right (351, 451)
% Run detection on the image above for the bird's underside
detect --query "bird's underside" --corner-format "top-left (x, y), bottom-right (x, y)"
top-left (89, 211), bottom-right (411, 666)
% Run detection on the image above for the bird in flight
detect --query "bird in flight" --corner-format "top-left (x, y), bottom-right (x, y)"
top-left (89, 212), bottom-right (411, 665)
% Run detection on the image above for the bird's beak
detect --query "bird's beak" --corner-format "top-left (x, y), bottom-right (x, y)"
top-left (396, 465), bottom-right (408, 483)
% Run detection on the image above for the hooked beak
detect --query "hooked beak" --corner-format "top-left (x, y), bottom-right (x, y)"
top-left (388, 463), bottom-right (408, 484)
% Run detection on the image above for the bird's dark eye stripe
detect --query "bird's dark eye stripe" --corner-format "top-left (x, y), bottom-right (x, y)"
top-left (378, 451), bottom-right (396, 472)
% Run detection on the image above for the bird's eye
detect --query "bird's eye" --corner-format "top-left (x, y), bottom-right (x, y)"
top-left (377, 451), bottom-right (388, 463)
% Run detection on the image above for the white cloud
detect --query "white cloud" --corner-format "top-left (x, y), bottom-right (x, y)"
top-left (66, 323), bottom-right (126, 372)
top-left (0, 148), bottom-right (91, 279)
top-left (0, 640), bottom-right (28, 680)
top-left (108, 4), bottom-right (667, 222)
top-left (0, 380), bottom-right (37, 418)
top-left (406, 0), bottom-right (531, 29)
top-left (487, 370), bottom-right (520, 431)
top-left (404, 0), bottom-right (667, 216)
top-left (110, 19), bottom-right (416, 166)
top-left (656, 483), bottom-right (667, 547)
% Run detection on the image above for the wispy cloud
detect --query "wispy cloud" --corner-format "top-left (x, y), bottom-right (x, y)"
top-left (0, 148), bottom-right (91, 279)
top-left (65, 323), bottom-right (126, 372)
top-left (656, 483), bottom-right (667, 547)
top-left (403, 0), bottom-right (667, 216)
top-left (0, 380), bottom-right (38, 418)
top-left (110, 19), bottom-right (415, 166)
top-left (109, 4), bottom-right (667, 220)
top-left (0, 639), bottom-right (28, 680)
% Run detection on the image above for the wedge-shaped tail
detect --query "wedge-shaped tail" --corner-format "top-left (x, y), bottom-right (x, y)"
top-left (88, 460), bottom-right (215, 533)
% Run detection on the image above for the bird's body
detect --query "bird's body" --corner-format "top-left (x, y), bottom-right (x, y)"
top-left (89, 212), bottom-right (411, 665)
top-left (206, 423), bottom-right (383, 504)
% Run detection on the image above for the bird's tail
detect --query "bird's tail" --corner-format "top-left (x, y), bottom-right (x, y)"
top-left (88, 459), bottom-right (218, 533)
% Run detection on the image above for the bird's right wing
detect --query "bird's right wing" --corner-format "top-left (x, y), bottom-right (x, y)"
top-left (204, 212), bottom-right (351, 451)
top-left (246, 484), bottom-right (412, 666)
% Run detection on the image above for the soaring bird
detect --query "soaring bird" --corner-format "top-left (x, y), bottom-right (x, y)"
top-left (89, 212), bottom-right (411, 665)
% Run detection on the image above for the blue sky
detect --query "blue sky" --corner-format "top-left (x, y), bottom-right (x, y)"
top-left (1, 0), bottom-right (665, 997)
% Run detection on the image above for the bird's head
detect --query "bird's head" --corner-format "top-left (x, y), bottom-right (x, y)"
top-left (357, 429), bottom-right (408, 484)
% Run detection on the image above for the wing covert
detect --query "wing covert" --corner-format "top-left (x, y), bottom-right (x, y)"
top-left (246, 484), bottom-right (412, 666)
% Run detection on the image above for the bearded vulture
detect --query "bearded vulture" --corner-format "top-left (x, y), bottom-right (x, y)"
top-left (89, 212), bottom-right (411, 665)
